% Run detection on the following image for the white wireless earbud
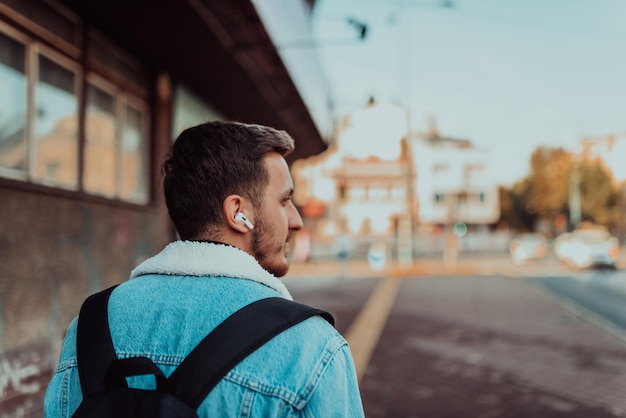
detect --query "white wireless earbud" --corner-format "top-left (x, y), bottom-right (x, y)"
top-left (235, 212), bottom-right (254, 230)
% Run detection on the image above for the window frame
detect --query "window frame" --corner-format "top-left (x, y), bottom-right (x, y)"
top-left (0, 0), bottom-right (81, 59)
top-left (0, 18), bottom-right (152, 206)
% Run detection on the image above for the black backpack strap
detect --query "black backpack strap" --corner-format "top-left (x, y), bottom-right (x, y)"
top-left (168, 297), bottom-right (334, 409)
top-left (76, 285), bottom-right (119, 396)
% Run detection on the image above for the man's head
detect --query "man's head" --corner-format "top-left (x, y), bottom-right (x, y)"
top-left (162, 121), bottom-right (303, 276)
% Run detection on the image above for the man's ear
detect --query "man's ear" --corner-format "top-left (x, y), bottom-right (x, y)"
top-left (223, 195), bottom-right (253, 233)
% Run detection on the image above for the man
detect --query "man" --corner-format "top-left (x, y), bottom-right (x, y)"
top-left (45, 121), bottom-right (364, 416)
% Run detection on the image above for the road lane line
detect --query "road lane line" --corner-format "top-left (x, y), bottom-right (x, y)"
top-left (345, 275), bottom-right (402, 382)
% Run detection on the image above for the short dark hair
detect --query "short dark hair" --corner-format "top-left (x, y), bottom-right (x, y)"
top-left (162, 121), bottom-right (295, 239)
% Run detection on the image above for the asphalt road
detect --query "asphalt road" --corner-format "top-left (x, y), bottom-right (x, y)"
top-left (284, 263), bottom-right (626, 417)
top-left (527, 269), bottom-right (626, 334)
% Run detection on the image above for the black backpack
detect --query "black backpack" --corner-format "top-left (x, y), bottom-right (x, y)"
top-left (72, 285), bottom-right (334, 417)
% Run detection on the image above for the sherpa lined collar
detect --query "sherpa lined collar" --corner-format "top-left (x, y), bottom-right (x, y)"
top-left (130, 241), bottom-right (292, 300)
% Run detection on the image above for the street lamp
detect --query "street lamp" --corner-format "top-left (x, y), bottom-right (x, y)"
top-left (346, 17), bottom-right (368, 40)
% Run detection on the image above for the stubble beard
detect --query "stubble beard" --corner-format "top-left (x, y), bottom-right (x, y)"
top-left (251, 217), bottom-right (290, 277)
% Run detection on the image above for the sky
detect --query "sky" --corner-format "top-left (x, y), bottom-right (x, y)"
top-left (309, 0), bottom-right (626, 186)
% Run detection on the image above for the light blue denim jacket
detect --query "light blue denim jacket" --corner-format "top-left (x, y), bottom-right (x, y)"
top-left (44, 241), bottom-right (364, 417)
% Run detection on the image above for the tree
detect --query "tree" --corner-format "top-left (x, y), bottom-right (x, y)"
top-left (577, 157), bottom-right (621, 228)
top-left (502, 146), bottom-right (622, 234)
top-left (525, 147), bottom-right (571, 220)
top-left (496, 180), bottom-right (537, 232)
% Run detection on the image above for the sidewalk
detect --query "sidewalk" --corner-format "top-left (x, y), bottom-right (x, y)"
top-left (360, 274), bottom-right (626, 417)
top-left (287, 252), bottom-right (581, 280)
top-left (287, 255), bottom-right (626, 416)
top-left (287, 252), bottom-right (626, 416)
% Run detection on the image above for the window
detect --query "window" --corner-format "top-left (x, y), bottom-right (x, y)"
top-left (369, 187), bottom-right (387, 200)
top-left (84, 78), bottom-right (148, 203)
top-left (0, 31), bottom-right (79, 187)
top-left (32, 52), bottom-right (79, 189)
top-left (0, 20), bottom-right (150, 204)
top-left (84, 80), bottom-right (116, 197)
top-left (119, 102), bottom-right (147, 203)
top-left (0, 29), bottom-right (27, 176)
top-left (352, 187), bottom-right (366, 200)
top-left (391, 187), bottom-right (404, 200)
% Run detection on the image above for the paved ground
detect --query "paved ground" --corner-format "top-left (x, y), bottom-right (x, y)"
top-left (362, 276), bottom-right (626, 417)
top-left (285, 253), bottom-right (626, 417)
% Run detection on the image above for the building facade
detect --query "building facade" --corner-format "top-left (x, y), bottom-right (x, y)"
top-left (293, 102), bottom-right (415, 261)
top-left (411, 134), bottom-right (500, 226)
top-left (293, 105), bottom-right (501, 260)
top-left (0, 0), bottom-right (330, 414)
top-left (410, 130), bottom-right (500, 252)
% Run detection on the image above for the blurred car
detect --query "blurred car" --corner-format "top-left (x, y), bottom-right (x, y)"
top-left (553, 232), bottom-right (573, 262)
top-left (509, 233), bottom-right (548, 265)
top-left (554, 228), bottom-right (619, 269)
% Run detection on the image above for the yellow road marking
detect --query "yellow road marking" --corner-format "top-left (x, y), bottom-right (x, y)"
top-left (345, 275), bottom-right (403, 382)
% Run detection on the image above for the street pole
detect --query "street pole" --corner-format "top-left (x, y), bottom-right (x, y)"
top-left (569, 159), bottom-right (581, 229)
top-left (395, 9), bottom-right (416, 269)
top-left (397, 113), bottom-right (415, 268)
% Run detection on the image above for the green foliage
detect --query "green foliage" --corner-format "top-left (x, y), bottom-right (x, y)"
top-left (497, 181), bottom-right (535, 231)
top-left (499, 146), bottom-right (623, 232)
top-left (578, 157), bottom-right (621, 227)
top-left (526, 147), bottom-right (570, 218)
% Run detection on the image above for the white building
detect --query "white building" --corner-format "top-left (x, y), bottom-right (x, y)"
top-left (410, 131), bottom-right (501, 252)
top-left (292, 101), bottom-right (412, 259)
top-left (293, 104), bottom-right (503, 258)
top-left (330, 156), bottom-right (409, 235)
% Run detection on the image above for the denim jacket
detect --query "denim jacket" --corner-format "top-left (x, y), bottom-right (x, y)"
top-left (44, 241), bottom-right (364, 417)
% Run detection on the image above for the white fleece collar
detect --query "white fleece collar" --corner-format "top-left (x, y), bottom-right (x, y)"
top-left (130, 241), bottom-right (292, 300)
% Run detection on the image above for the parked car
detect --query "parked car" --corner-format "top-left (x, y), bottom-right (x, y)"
top-left (553, 232), bottom-right (573, 262)
top-left (509, 233), bottom-right (548, 265)
top-left (554, 228), bottom-right (619, 269)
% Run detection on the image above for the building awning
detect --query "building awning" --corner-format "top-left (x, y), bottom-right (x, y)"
top-left (59, 0), bottom-right (329, 162)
